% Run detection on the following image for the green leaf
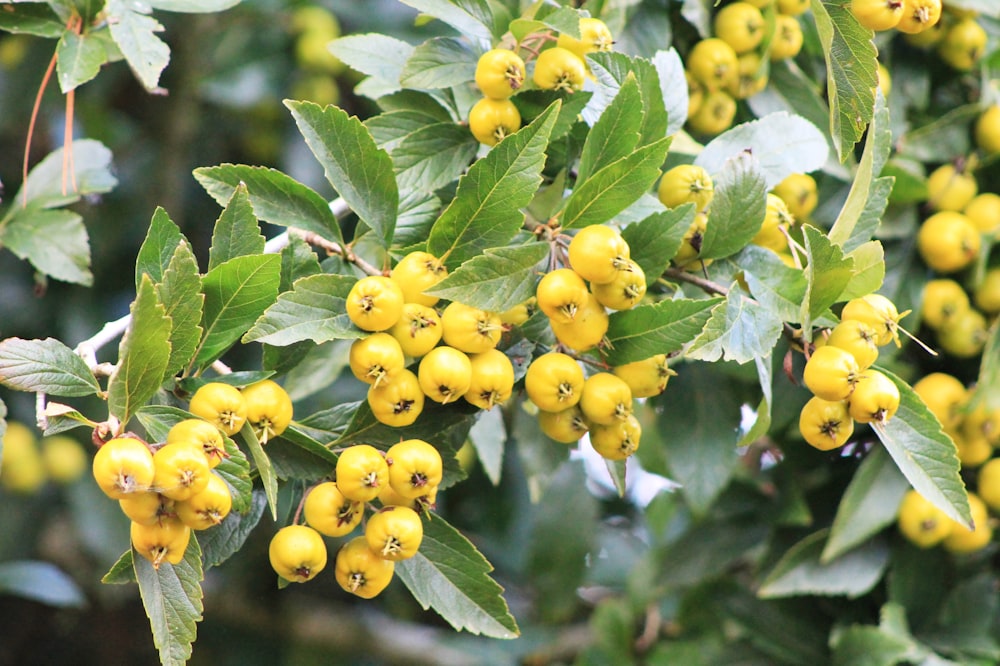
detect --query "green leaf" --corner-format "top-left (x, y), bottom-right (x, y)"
top-left (240, 423), bottom-right (278, 520)
top-left (759, 530), bottom-right (889, 599)
top-left (829, 92), bottom-right (892, 248)
top-left (400, 36), bottom-right (477, 90)
top-left (810, 0), bottom-right (877, 162)
top-left (157, 241), bottom-right (204, 379)
top-left (576, 74), bottom-right (643, 185)
top-left (198, 490), bottom-right (267, 570)
top-left (102, 551), bottom-right (136, 585)
top-left (278, 235), bottom-right (322, 290)
top-left (896, 105), bottom-right (978, 164)
top-left (512, 90), bottom-right (593, 142)
top-left (395, 190), bottom-right (442, 249)
top-left (193, 164), bottom-right (344, 245)
top-left (14, 138), bottom-right (116, 210)
top-left (108, 276), bottom-right (172, 425)
top-left (604, 298), bottom-right (721, 366)
top-left (396, 514), bottom-right (519, 638)
top-left (468, 406), bottom-right (505, 485)
top-left (561, 137), bottom-right (672, 229)
top-left (871, 368), bottom-right (971, 528)
top-left (839, 241), bottom-right (886, 303)
top-left (366, 111), bottom-right (453, 151)
top-left (329, 34), bottom-right (414, 97)
top-left (0, 337), bottom-right (100, 397)
top-left (525, 461), bottom-right (599, 623)
top-left (735, 246), bottom-right (808, 323)
top-left (392, 122), bottom-right (479, 193)
top-left (586, 52), bottom-right (668, 146)
top-left (655, 519), bottom-right (771, 589)
top-left (846, 177), bottom-right (893, 254)
top-left (208, 183), bottom-right (265, 271)
top-left (56, 28), bottom-right (106, 92)
top-left (652, 48), bottom-right (689, 136)
top-left (427, 102), bottom-right (558, 269)
top-left (699, 151), bottom-right (768, 260)
top-left (243, 273), bottom-right (361, 346)
top-left (800, 224), bottom-right (854, 332)
top-left (695, 112), bottom-right (829, 189)
top-left (739, 354), bottom-right (773, 447)
top-left (276, 426), bottom-right (340, 466)
top-left (756, 60), bottom-right (835, 152)
top-left (135, 207), bottom-right (184, 288)
top-left (396, 0), bottom-right (495, 42)
top-left (510, 6), bottom-right (580, 41)
top-left (286, 101), bottom-right (398, 249)
top-left (660, 363), bottom-right (751, 514)
top-left (424, 243), bottom-right (549, 312)
top-left (0, 561), bottom-right (86, 608)
top-left (0, 210), bottom-right (92, 285)
top-left (686, 286), bottom-right (784, 365)
top-left (823, 446), bottom-right (912, 563)
top-left (134, 536), bottom-right (204, 666)
top-left (0, 4), bottom-right (64, 37)
top-left (973, 324), bottom-right (1000, 411)
top-left (831, 625), bottom-right (913, 666)
top-left (194, 254), bottom-right (281, 367)
top-left (621, 206), bottom-right (696, 286)
top-left (106, 0), bottom-right (170, 91)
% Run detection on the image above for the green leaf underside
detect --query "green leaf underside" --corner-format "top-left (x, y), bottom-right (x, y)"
top-left (240, 423), bottom-right (279, 520)
top-left (208, 183), bottom-right (266, 271)
top-left (108, 276), bottom-right (172, 425)
top-left (193, 165), bottom-right (344, 246)
top-left (0, 209), bottom-right (93, 285)
top-left (425, 243), bottom-right (549, 312)
top-left (195, 254), bottom-right (281, 367)
top-left (561, 137), bottom-right (672, 229)
top-left (106, 0), bottom-right (170, 91)
top-left (400, 36), bottom-right (477, 90)
top-left (427, 102), bottom-right (559, 269)
top-left (157, 241), bottom-right (204, 379)
top-left (329, 34), bottom-right (414, 96)
top-left (831, 625), bottom-right (913, 666)
top-left (686, 287), bottom-right (784, 365)
top-left (822, 445), bottom-right (910, 563)
top-left (759, 530), bottom-right (890, 599)
top-left (810, 0), bottom-right (877, 162)
top-left (15, 139), bottom-right (116, 210)
top-left (0, 337), bottom-right (100, 397)
top-left (243, 273), bottom-right (360, 346)
top-left (653, 48), bottom-right (689, 137)
top-left (700, 151), bottom-right (768, 260)
top-left (468, 407), bottom-right (505, 485)
top-left (735, 246), bottom-right (808, 323)
top-left (576, 74), bottom-right (643, 186)
top-left (872, 368), bottom-right (971, 527)
top-left (396, 514), bottom-right (519, 638)
top-left (829, 92), bottom-right (892, 248)
top-left (604, 298), bottom-right (721, 366)
top-left (286, 101), bottom-right (398, 249)
top-left (56, 29), bottom-right (105, 93)
top-left (134, 537), bottom-right (204, 666)
top-left (396, 0), bottom-right (494, 42)
top-left (136, 207), bottom-right (184, 288)
top-left (147, 0), bottom-right (243, 11)
top-left (621, 206), bottom-right (696, 287)
top-left (695, 112), bottom-right (829, 189)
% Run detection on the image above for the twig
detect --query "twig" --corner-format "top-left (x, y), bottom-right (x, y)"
top-left (663, 266), bottom-right (730, 297)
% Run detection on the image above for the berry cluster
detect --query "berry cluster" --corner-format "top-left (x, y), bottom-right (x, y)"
top-left (268, 439), bottom-right (442, 598)
top-left (0, 421), bottom-right (88, 494)
top-left (189, 379), bottom-right (293, 444)
top-left (898, 5), bottom-right (988, 72)
top-left (851, 0), bottom-right (942, 34)
top-left (685, 0), bottom-right (808, 137)
top-left (467, 17), bottom-right (614, 146)
top-left (345, 253), bottom-right (516, 427)
top-left (798, 294), bottom-right (907, 451)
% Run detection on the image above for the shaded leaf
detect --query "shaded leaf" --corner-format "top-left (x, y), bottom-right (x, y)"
top-left (199, 490), bottom-right (268, 570)
top-left (195, 255), bottom-right (281, 367)
top-left (240, 423), bottom-right (278, 520)
top-left (0, 4), bottom-right (64, 37)
top-left (208, 183), bottom-right (265, 271)
top-left (0, 561), bottom-right (87, 608)
top-left (605, 298), bottom-right (721, 366)
top-left (0, 337), bottom-right (100, 397)
top-left (243, 273), bottom-right (361, 346)
top-left (134, 536), bottom-right (204, 666)
top-left (831, 625), bottom-right (912, 666)
top-left (286, 101), bottom-right (398, 249)
top-left (759, 530), bottom-right (889, 599)
top-left (425, 243), bottom-right (549, 312)
top-left (700, 151), bottom-right (768, 260)
top-left (108, 276), bottom-right (172, 425)
top-left (396, 514), bottom-right (519, 638)
top-left (427, 102), bottom-right (558, 269)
